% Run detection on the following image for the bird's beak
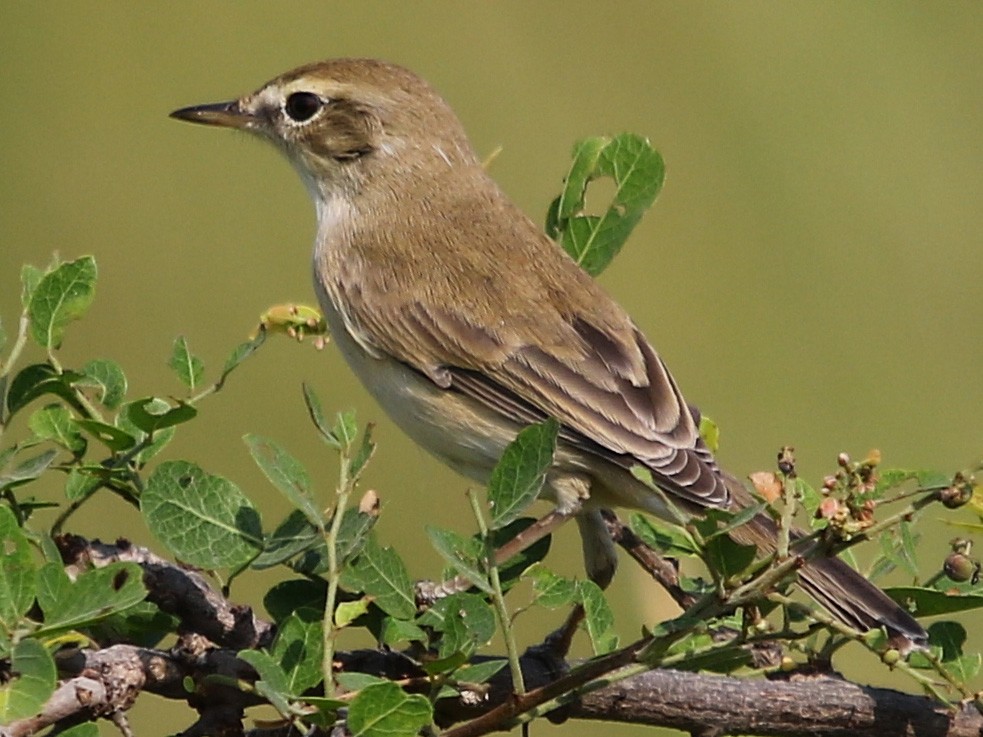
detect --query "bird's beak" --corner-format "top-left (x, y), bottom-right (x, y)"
top-left (169, 100), bottom-right (256, 130)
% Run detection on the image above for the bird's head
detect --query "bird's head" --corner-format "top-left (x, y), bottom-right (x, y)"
top-left (171, 58), bottom-right (479, 202)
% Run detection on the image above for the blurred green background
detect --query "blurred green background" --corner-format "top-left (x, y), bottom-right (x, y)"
top-left (2, 3), bottom-right (980, 735)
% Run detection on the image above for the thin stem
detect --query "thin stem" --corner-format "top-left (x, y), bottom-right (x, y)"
top-left (0, 311), bottom-right (31, 440)
top-left (467, 489), bottom-right (525, 695)
top-left (322, 445), bottom-right (352, 698)
top-left (777, 475), bottom-right (797, 560)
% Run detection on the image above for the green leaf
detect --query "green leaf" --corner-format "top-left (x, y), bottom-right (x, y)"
top-left (142, 460), bottom-right (263, 569)
top-left (20, 264), bottom-right (43, 309)
top-left (335, 672), bottom-right (391, 692)
top-left (347, 681), bottom-right (433, 737)
top-left (379, 617), bottom-right (427, 648)
top-left (549, 134), bottom-right (665, 276)
top-left (421, 650), bottom-right (470, 677)
top-left (335, 505), bottom-right (379, 566)
top-left (90, 600), bottom-right (178, 649)
top-left (426, 526), bottom-right (491, 594)
top-left (244, 434), bottom-right (321, 528)
top-left (252, 510), bottom-right (321, 570)
top-left (629, 513), bottom-right (701, 556)
top-left (703, 535), bottom-right (758, 580)
top-left (908, 621), bottom-right (982, 682)
top-left (219, 331), bottom-right (267, 385)
top-left (417, 593), bottom-right (496, 659)
top-left (0, 446), bottom-right (16, 473)
top-left (74, 418), bottom-right (136, 451)
top-left (698, 414), bottom-right (720, 453)
top-left (0, 638), bottom-right (56, 723)
top-left (333, 410), bottom-right (358, 450)
top-left (898, 520), bottom-right (919, 575)
top-left (35, 561), bottom-right (147, 635)
top-left (0, 319), bottom-right (6, 355)
top-left (115, 402), bottom-right (176, 463)
top-left (885, 586), bottom-right (983, 616)
top-left (874, 468), bottom-right (950, 496)
top-left (301, 696), bottom-right (349, 727)
top-left (0, 449), bottom-right (59, 492)
top-left (76, 359), bottom-right (127, 409)
top-left (341, 535), bottom-right (415, 620)
top-left (335, 598), bottom-right (371, 628)
top-left (492, 517), bottom-right (553, 587)
top-left (271, 608), bottom-right (324, 695)
top-left (0, 506), bottom-right (37, 630)
top-left (487, 418), bottom-right (558, 529)
top-left (302, 383), bottom-right (339, 448)
top-left (701, 503), bottom-right (769, 541)
top-left (454, 659), bottom-right (508, 686)
top-left (5, 363), bottom-right (83, 416)
top-left (56, 724), bottom-right (100, 737)
top-left (666, 631), bottom-right (753, 673)
top-left (28, 404), bottom-right (85, 453)
top-left (237, 649), bottom-right (292, 716)
top-left (578, 580), bottom-right (618, 655)
top-left (125, 397), bottom-right (197, 434)
top-left (348, 423), bottom-right (376, 480)
top-left (64, 467), bottom-right (103, 502)
top-left (168, 336), bottom-right (204, 391)
top-left (264, 579), bottom-right (326, 623)
top-left (527, 564), bottom-right (578, 609)
top-left (927, 620), bottom-right (967, 662)
top-left (28, 256), bottom-right (97, 349)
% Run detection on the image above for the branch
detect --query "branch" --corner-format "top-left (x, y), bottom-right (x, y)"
top-left (571, 668), bottom-right (983, 737)
top-left (56, 534), bottom-right (274, 650)
top-left (6, 640), bottom-right (979, 737)
top-left (27, 535), bottom-right (978, 737)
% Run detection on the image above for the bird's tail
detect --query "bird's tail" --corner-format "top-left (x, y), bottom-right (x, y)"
top-left (722, 473), bottom-right (928, 649)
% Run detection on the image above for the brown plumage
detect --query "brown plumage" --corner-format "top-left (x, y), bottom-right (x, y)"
top-left (171, 58), bottom-right (927, 646)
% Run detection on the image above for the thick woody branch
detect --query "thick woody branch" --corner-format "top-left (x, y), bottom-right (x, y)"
top-left (572, 667), bottom-right (982, 737)
top-left (56, 534), bottom-right (274, 650)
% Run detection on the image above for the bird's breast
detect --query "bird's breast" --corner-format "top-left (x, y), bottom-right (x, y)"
top-left (312, 269), bottom-right (519, 484)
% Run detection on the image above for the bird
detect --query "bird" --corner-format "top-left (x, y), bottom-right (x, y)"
top-left (171, 58), bottom-right (927, 647)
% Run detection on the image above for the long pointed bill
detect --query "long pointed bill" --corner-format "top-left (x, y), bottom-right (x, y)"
top-left (169, 100), bottom-right (255, 130)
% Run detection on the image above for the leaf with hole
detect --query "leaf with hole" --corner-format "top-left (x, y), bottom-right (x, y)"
top-left (35, 561), bottom-right (146, 635)
top-left (142, 460), bottom-right (263, 569)
top-left (547, 134), bottom-right (665, 276)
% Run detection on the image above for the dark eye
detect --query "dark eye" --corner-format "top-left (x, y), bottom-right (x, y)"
top-left (284, 92), bottom-right (322, 122)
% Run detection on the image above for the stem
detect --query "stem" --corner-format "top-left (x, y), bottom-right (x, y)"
top-left (467, 489), bottom-right (525, 695)
top-left (322, 446), bottom-right (352, 698)
top-left (777, 475), bottom-right (797, 561)
top-left (0, 311), bottom-right (31, 441)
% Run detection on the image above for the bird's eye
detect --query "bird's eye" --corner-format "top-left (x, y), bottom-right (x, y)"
top-left (284, 92), bottom-right (323, 122)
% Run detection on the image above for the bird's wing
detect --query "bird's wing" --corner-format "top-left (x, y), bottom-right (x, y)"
top-left (339, 194), bottom-right (729, 509)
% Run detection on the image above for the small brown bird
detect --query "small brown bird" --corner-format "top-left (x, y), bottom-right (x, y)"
top-left (172, 58), bottom-right (926, 646)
